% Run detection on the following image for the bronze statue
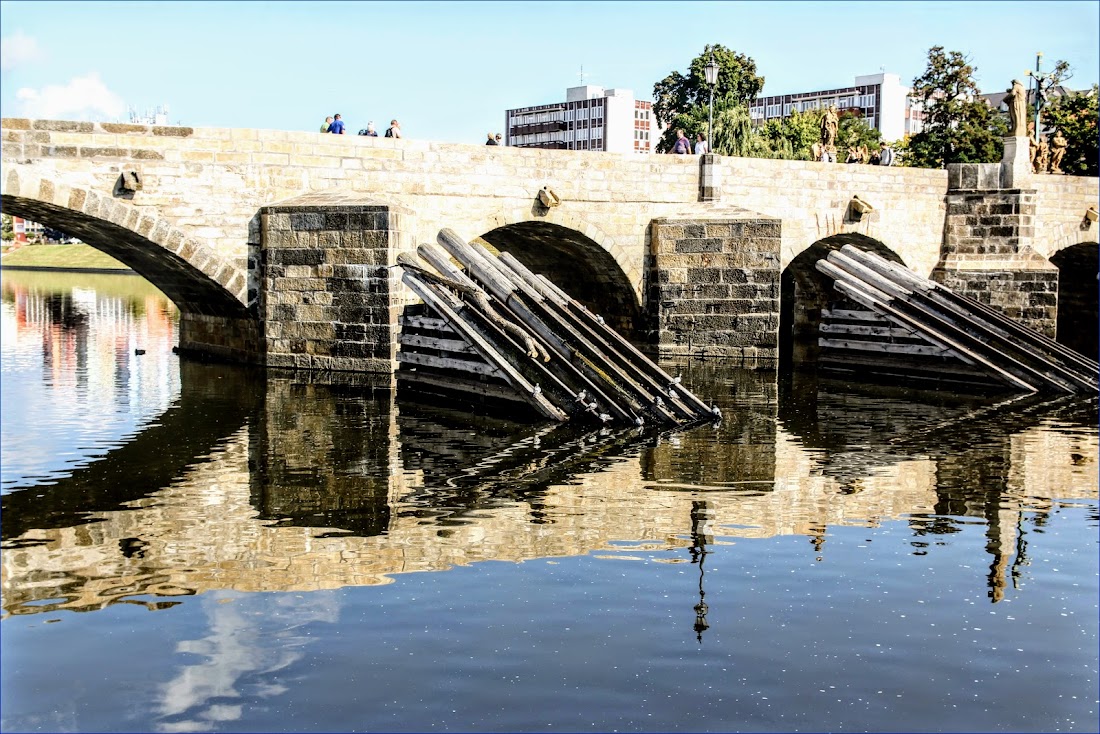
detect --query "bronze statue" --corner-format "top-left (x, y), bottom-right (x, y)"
top-left (1049, 131), bottom-right (1067, 174)
top-left (1003, 79), bottom-right (1028, 137)
top-left (821, 105), bottom-right (839, 148)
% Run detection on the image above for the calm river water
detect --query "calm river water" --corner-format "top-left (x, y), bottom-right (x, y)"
top-left (1, 269), bottom-right (1097, 733)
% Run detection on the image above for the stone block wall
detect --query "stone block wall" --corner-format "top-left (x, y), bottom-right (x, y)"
top-left (260, 195), bottom-right (410, 372)
top-left (936, 167), bottom-right (1058, 336)
top-left (1027, 173), bottom-right (1100, 255)
top-left (714, 155), bottom-right (949, 276)
top-left (178, 314), bottom-right (263, 364)
top-left (649, 209), bottom-right (781, 359)
top-left (941, 187), bottom-right (1037, 257)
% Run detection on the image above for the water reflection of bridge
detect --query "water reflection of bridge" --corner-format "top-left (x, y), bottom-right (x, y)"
top-left (2, 364), bottom-right (1096, 616)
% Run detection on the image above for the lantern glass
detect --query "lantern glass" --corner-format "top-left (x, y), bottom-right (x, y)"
top-left (704, 59), bottom-right (719, 86)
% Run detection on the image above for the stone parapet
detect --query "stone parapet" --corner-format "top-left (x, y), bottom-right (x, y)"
top-left (947, 162), bottom-right (1005, 191)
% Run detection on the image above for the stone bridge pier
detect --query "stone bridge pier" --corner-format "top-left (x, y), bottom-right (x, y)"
top-left (255, 192), bottom-right (785, 372)
top-left (935, 163), bottom-right (1060, 337)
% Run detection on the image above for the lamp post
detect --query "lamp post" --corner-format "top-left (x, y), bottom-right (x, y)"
top-left (704, 49), bottom-right (719, 154)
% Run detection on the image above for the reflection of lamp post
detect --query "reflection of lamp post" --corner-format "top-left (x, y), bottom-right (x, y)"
top-left (689, 500), bottom-right (711, 642)
top-left (704, 49), bottom-right (719, 154)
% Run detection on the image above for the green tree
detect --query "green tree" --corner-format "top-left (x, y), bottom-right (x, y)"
top-left (837, 110), bottom-right (882, 160)
top-left (752, 109), bottom-right (823, 160)
top-left (1042, 84), bottom-right (1098, 176)
top-left (779, 109), bottom-right (824, 160)
top-left (652, 44), bottom-right (765, 153)
top-left (903, 46), bottom-right (1006, 168)
top-left (711, 103), bottom-right (770, 157)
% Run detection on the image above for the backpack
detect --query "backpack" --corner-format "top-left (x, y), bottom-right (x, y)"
top-left (384, 127), bottom-right (393, 138)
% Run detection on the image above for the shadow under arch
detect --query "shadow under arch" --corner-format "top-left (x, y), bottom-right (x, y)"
top-left (779, 233), bottom-right (906, 368)
top-left (477, 220), bottom-right (642, 339)
top-left (1, 170), bottom-right (250, 319)
top-left (1050, 242), bottom-right (1098, 360)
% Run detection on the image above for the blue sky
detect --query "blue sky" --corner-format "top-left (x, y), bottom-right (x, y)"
top-left (1, 1), bottom-right (1097, 144)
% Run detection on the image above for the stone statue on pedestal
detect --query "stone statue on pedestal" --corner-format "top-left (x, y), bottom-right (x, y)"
top-left (1003, 79), bottom-right (1028, 138)
top-left (820, 105), bottom-right (838, 148)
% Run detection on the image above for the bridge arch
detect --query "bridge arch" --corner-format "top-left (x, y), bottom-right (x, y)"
top-left (780, 233), bottom-right (907, 366)
top-left (1050, 241), bottom-right (1099, 359)
top-left (471, 211), bottom-right (643, 338)
top-left (1, 167), bottom-right (250, 318)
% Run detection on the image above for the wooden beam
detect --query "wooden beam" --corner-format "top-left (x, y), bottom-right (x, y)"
top-left (399, 333), bottom-right (478, 354)
top-left (818, 338), bottom-right (955, 356)
top-left (820, 322), bottom-right (923, 339)
top-left (401, 270), bottom-right (569, 421)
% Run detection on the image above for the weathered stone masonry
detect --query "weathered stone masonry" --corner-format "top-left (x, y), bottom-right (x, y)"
top-left (649, 210), bottom-right (781, 359)
top-left (1, 118), bottom-right (1096, 370)
top-left (260, 194), bottom-right (409, 373)
top-left (934, 163), bottom-right (1060, 337)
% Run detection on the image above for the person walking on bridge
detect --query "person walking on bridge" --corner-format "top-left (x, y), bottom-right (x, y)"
top-left (320, 116), bottom-right (333, 133)
top-left (385, 119), bottom-right (402, 138)
top-left (486, 132), bottom-right (498, 145)
top-left (877, 141), bottom-right (895, 166)
top-left (671, 129), bottom-right (692, 154)
top-left (694, 132), bottom-right (709, 155)
top-left (327, 114), bottom-right (346, 135)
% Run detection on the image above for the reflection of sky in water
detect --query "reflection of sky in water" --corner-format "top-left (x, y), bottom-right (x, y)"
top-left (1, 272), bottom-right (180, 492)
top-left (157, 590), bottom-right (339, 733)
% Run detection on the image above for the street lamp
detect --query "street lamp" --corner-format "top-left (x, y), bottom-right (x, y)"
top-left (704, 49), bottom-right (719, 154)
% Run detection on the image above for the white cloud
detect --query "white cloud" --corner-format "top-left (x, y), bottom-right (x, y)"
top-left (15, 72), bottom-right (126, 121)
top-left (1, 31), bottom-right (44, 72)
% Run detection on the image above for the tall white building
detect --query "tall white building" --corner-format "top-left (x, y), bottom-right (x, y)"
top-left (505, 86), bottom-right (659, 154)
top-left (749, 72), bottom-right (924, 141)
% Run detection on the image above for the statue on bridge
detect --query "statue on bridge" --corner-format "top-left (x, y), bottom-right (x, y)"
top-left (1049, 130), bottom-right (1067, 174)
top-left (1036, 134), bottom-right (1051, 174)
top-left (1003, 79), bottom-right (1028, 138)
top-left (820, 104), bottom-right (839, 148)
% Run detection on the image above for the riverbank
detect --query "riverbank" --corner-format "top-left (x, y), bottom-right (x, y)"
top-left (0, 244), bottom-right (132, 272)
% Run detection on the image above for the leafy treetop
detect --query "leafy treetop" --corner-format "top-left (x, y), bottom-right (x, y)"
top-left (652, 44), bottom-right (765, 152)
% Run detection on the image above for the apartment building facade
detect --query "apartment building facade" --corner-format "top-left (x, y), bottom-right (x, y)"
top-left (505, 86), bottom-right (659, 154)
top-left (749, 72), bottom-right (924, 142)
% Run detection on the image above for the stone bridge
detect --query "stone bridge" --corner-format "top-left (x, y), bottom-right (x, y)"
top-left (2, 117), bottom-right (1097, 370)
